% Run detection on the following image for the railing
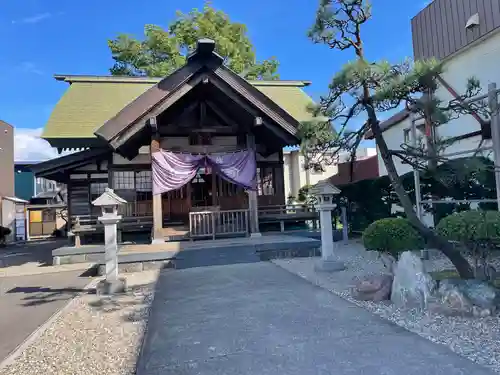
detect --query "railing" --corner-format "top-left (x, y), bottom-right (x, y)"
top-left (258, 204), bottom-right (317, 217)
top-left (189, 209), bottom-right (249, 239)
top-left (258, 204), bottom-right (318, 232)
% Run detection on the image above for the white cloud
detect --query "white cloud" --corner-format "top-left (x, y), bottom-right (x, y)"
top-left (14, 127), bottom-right (70, 162)
top-left (12, 12), bottom-right (52, 24)
top-left (19, 62), bottom-right (43, 76)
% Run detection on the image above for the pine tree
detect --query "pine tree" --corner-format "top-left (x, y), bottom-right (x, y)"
top-left (303, 0), bottom-right (489, 278)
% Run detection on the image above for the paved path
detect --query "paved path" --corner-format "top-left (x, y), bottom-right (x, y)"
top-left (138, 262), bottom-right (495, 375)
top-left (0, 269), bottom-right (93, 362)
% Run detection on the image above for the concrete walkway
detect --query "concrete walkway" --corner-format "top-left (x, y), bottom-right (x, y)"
top-left (0, 269), bottom-right (93, 362)
top-left (137, 263), bottom-right (495, 375)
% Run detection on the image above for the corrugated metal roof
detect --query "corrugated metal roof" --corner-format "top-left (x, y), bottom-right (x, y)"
top-left (42, 77), bottom-right (318, 140)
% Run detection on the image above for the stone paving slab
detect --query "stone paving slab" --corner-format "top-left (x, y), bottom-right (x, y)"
top-left (51, 235), bottom-right (320, 267)
top-left (137, 262), bottom-right (495, 375)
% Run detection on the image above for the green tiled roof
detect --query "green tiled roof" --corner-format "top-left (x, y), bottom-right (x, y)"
top-left (42, 75), bottom-right (317, 139)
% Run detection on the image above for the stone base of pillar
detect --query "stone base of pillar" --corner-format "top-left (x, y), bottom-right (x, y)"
top-left (314, 257), bottom-right (345, 273)
top-left (152, 237), bottom-right (165, 244)
top-left (96, 278), bottom-right (127, 296)
top-left (250, 232), bottom-right (262, 238)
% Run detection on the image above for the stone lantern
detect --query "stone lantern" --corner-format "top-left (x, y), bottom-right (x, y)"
top-left (92, 188), bottom-right (127, 294)
top-left (311, 180), bottom-right (345, 272)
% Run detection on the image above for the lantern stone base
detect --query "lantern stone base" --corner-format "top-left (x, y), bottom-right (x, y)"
top-left (314, 257), bottom-right (345, 273)
top-left (96, 278), bottom-right (127, 296)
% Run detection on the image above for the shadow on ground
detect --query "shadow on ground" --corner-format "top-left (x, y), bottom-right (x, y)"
top-left (87, 282), bottom-right (156, 323)
top-left (5, 268), bottom-right (97, 306)
top-left (6, 285), bottom-right (94, 306)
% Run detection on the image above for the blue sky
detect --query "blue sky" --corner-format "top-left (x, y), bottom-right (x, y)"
top-left (1, 0), bottom-right (429, 160)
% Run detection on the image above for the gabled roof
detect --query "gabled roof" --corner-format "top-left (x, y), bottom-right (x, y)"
top-left (30, 148), bottom-right (110, 182)
top-left (43, 44), bottom-right (316, 150)
top-left (91, 39), bottom-right (307, 157)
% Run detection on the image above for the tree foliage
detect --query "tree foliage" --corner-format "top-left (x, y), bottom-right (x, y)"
top-left (108, 1), bottom-right (279, 80)
top-left (436, 210), bottom-right (500, 245)
top-left (303, 0), bottom-right (490, 278)
top-left (363, 217), bottom-right (424, 259)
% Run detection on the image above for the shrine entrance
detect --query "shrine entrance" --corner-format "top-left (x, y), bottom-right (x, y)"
top-left (191, 167), bottom-right (213, 208)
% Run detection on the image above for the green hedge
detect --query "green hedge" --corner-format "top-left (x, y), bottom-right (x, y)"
top-left (362, 218), bottom-right (424, 259)
top-left (436, 210), bottom-right (500, 244)
top-left (334, 156), bottom-right (496, 233)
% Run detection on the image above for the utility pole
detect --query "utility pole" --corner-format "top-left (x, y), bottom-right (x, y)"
top-left (488, 82), bottom-right (500, 211)
top-left (410, 111), bottom-right (427, 259)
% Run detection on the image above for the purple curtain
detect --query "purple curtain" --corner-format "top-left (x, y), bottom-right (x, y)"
top-left (152, 149), bottom-right (256, 195)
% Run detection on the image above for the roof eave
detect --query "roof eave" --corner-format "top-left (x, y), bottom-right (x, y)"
top-left (364, 109), bottom-right (410, 140)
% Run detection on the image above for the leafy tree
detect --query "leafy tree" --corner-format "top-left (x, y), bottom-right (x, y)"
top-left (302, 0), bottom-right (492, 278)
top-left (108, 1), bottom-right (279, 80)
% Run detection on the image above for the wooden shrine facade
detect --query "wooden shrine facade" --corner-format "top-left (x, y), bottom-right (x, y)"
top-left (32, 39), bottom-right (304, 242)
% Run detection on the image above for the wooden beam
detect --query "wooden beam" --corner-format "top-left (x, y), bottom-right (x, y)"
top-left (165, 101), bottom-right (199, 129)
top-left (148, 117), bottom-right (158, 133)
top-left (205, 100), bottom-right (241, 130)
top-left (200, 102), bottom-right (206, 127)
top-left (246, 133), bottom-right (260, 237)
top-left (150, 116), bottom-right (160, 152)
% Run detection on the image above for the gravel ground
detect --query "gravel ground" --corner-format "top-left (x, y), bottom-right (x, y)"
top-left (0, 270), bottom-right (160, 375)
top-left (272, 241), bottom-right (500, 373)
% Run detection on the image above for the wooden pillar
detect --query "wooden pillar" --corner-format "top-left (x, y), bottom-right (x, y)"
top-left (246, 132), bottom-right (261, 237)
top-left (150, 117), bottom-right (164, 244)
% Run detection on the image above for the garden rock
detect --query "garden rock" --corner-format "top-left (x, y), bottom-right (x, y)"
top-left (427, 287), bottom-right (474, 317)
top-left (391, 251), bottom-right (436, 309)
top-left (427, 278), bottom-right (500, 317)
top-left (352, 274), bottom-right (393, 302)
top-left (438, 279), bottom-right (500, 309)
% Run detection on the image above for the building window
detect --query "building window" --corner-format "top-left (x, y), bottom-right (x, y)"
top-left (90, 182), bottom-right (108, 216)
top-left (136, 170), bottom-right (153, 201)
top-left (112, 170), bottom-right (152, 202)
top-left (403, 128), bottom-right (411, 144)
top-left (90, 182), bottom-right (108, 200)
top-left (42, 208), bottom-right (56, 222)
top-left (113, 171), bottom-right (135, 189)
top-left (136, 171), bottom-right (152, 192)
top-left (257, 167), bottom-right (275, 196)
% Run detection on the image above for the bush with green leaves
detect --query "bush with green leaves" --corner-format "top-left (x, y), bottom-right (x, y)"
top-left (0, 226), bottom-right (11, 246)
top-left (436, 210), bottom-right (500, 279)
top-left (436, 210), bottom-right (500, 245)
top-left (362, 218), bottom-right (424, 259)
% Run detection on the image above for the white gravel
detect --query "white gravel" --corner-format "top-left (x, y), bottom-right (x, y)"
top-left (272, 241), bottom-right (500, 373)
top-left (0, 270), bottom-right (160, 375)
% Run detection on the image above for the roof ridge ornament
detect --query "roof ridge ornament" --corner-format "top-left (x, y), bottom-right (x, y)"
top-left (187, 38), bottom-right (218, 61)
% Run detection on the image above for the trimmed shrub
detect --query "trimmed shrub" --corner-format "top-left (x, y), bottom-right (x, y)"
top-left (436, 210), bottom-right (500, 280)
top-left (362, 218), bottom-right (424, 259)
top-left (0, 226), bottom-right (11, 246)
top-left (436, 210), bottom-right (500, 245)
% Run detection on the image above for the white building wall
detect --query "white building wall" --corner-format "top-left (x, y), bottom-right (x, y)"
top-left (378, 29), bottom-right (500, 177)
top-left (283, 147), bottom-right (377, 200)
top-left (376, 115), bottom-right (414, 177)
